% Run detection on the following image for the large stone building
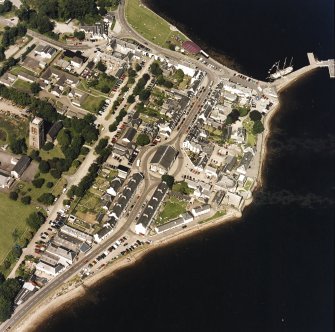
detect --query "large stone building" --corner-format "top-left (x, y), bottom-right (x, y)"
top-left (29, 117), bottom-right (44, 150)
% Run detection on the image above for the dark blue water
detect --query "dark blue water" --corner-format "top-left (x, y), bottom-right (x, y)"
top-left (38, 0), bottom-right (334, 331)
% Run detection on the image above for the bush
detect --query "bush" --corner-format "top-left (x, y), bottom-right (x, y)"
top-left (39, 160), bottom-right (50, 173)
top-left (21, 196), bottom-right (31, 205)
top-left (50, 169), bottom-right (61, 179)
top-left (42, 142), bottom-right (54, 151)
top-left (37, 193), bottom-right (55, 205)
top-left (9, 192), bottom-right (18, 201)
top-left (46, 182), bottom-right (54, 188)
top-left (32, 178), bottom-right (45, 188)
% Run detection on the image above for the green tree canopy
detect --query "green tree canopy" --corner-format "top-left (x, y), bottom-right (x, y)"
top-left (136, 133), bottom-right (150, 146)
top-left (162, 175), bottom-right (174, 189)
top-left (252, 120), bottom-right (265, 134)
top-left (249, 110), bottom-right (262, 121)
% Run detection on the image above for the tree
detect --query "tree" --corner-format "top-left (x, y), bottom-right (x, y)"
top-left (30, 82), bottom-right (41, 95)
top-left (237, 107), bottom-right (250, 117)
top-left (10, 137), bottom-right (27, 154)
top-left (128, 68), bottom-right (136, 77)
top-left (150, 62), bottom-right (162, 76)
top-left (39, 160), bottom-right (50, 173)
top-left (29, 150), bottom-right (40, 161)
top-left (249, 110), bottom-right (262, 121)
top-left (127, 95), bottom-right (135, 104)
top-left (252, 120), bottom-right (265, 134)
top-left (226, 109), bottom-right (240, 124)
top-left (139, 89), bottom-right (150, 101)
top-left (50, 169), bottom-right (61, 179)
top-left (0, 296), bottom-right (11, 322)
top-left (175, 69), bottom-right (184, 82)
top-left (37, 193), bottom-right (55, 205)
top-left (135, 63), bottom-right (142, 72)
top-left (95, 138), bottom-right (108, 154)
top-left (26, 212), bottom-right (45, 231)
top-left (46, 181), bottom-right (54, 188)
top-left (162, 175), bottom-right (174, 189)
top-left (96, 61), bottom-right (107, 72)
top-left (163, 80), bottom-right (173, 88)
top-left (136, 133), bottom-right (150, 146)
top-left (74, 30), bottom-right (85, 40)
top-left (42, 142), bottom-right (54, 151)
top-left (9, 192), bottom-right (18, 201)
top-left (57, 129), bottom-right (71, 146)
top-left (21, 196), bottom-right (31, 205)
top-left (32, 178), bottom-right (45, 188)
top-left (80, 146), bottom-right (89, 155)
top-left (109, 122), bottom-right (117, 132)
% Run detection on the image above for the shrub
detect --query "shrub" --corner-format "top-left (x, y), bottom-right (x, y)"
top-left (46, 182), bottom-right (54, 188)
top-left (21, 196), bottom-right (31, 205)
top-left (9, 192), bottom-right (18, 201)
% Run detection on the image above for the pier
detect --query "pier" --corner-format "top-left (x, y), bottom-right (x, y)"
top-left (273, 53), bottom-right (334, 91)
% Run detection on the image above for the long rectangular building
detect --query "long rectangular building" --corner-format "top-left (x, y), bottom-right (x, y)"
top-left (135, 182), bottom-right (169, 235)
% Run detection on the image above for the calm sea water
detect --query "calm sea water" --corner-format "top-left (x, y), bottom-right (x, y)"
top-left (38, 0), bottom-right (334, 331)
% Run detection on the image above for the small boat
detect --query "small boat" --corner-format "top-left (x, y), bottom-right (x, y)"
top-left (268, 57), bottom-right (293, 80)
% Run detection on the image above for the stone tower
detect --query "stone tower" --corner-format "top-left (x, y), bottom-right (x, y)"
top-left (29, 117), bottom-right (44, 150)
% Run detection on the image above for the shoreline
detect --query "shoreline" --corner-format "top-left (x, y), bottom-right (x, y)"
top-left (10, 2), bottom-right (319, 331)
top-left (16, 210), bottom-right (241, 332)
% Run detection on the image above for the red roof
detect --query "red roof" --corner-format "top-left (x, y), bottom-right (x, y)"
top-left (182, 40), bottom-right (201, 54)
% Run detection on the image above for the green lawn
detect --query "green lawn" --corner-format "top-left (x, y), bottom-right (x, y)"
top-left (156, 197), bottom-right (187, 225)
top-left (0, 193), bottom-right (35, 263)
top-left (17, 171), bottom-right (57, 203)
top-left (13, 79), bottom-right (32, 92)
top-left (126, 0), bottom-right (186, 47)
top-left (10, 66), bottom-right (36, 77)
top-left (243, 119), bottom-right (257, 147)
top-left (38, 145), bottom-right (64, 160)
top-left (172, 181), bottom-right (194, 195)
top-left (81, 94), bottom-right (105, 113)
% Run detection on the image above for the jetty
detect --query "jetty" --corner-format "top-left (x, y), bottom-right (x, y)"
top-left (274, 53), bottom-right (334, 91)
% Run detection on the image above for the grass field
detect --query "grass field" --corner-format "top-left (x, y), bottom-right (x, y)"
top-left (38, 145), bottom-right (64, 160)
top-left (0, 193), bottom-right (35, 263)
top-left (126, 0), bottom-right (186, 47)
top-left (156, 197), bottom-right (187, 225)
top-left (81, 94), bottom-right (105, 113)
top-left (13, 79), bottom-right (32, 93)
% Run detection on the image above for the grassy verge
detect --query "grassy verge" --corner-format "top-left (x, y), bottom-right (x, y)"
top-left (125, 0), bottom-right (187, 48)
top-left (199, 210), bottom-right (226, 224)
top-left (0, 193), bottom-right (35, 264)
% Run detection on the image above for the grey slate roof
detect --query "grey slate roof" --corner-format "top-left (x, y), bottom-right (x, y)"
top-left (12, 155), bottom-right (31, 176)
top-left (122, 127), bottom-right (137, 142)
top-left (150, 145), bottom-right (177, 171)
top-left (239, 151), bottom-right (253, 169)
top-left (47, 121), bottom-right (63, 140)
top-left (136, 182), bottom-right (169, 229)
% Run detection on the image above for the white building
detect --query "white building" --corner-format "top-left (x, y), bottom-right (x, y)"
top-left (191, 204), bottom-right (211, 217)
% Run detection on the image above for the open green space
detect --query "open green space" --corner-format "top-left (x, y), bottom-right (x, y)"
top-left (0, 114), bottom-right (28, 145)
top-left (172, 181), bottom-right (194, 195)
top-left (243, 119), bottom-right (257, 147)
top-left (81, 94), bottom-right (106, 113)
top-left (156, 197), bottom-right (187, 225)
top-left (13, 79), bottom-right (32, 93)
top-left (126, 0), bottom-right (186, 48)
top-left (88, 73), bottom-right (116, 94)
top-left (17, 171), bottom-right (57, 203)
top-left (0, 193), bottom-right (35, 264)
